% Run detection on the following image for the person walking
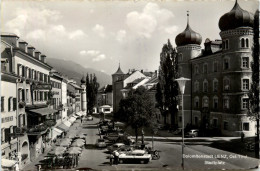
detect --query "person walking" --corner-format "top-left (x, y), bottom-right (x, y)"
top-left (81, 116), bottom-right (83, 123)
top-left (114, 150), bottom-right (119, 165)
top-left (241, 132), bottom-right (245, 142)
top-left (109, 153), bottom-right (114, 165)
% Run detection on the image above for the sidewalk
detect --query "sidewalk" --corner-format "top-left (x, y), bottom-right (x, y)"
top-left (22, 119), bottom-right (82, 171)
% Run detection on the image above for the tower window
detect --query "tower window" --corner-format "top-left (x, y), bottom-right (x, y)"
top-left (242, 98), bottom-right (249, 109)
top-left (241, 38), bottom-right (249, 48)
top-left (242, 79), bottom-right (249, 90)
top-left (223, 58), bottom-right (229, 70)
top-left (178, 53), bottom-right (183, 62)
top-left (242, 57), bottom-right (249, 68)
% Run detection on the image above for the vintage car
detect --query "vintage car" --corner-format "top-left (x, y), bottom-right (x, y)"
top-left (107, 143), bottom-right (125, 153)
top-left (185, 129), bottom-right (199, 138)
top-left (86, 115), bottom-right (93, 121)
top-left (96, 138), bottom-right (107, 148)
top-left (118, 150), bottom-right (151, 164)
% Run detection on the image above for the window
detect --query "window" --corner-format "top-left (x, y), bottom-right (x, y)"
top-left (213, 79), bottom-right (218, 92)
top-left (223, 78), bottom-right (230, 91)
top-left (243, 122), bottom-right (249, 131)
top-left (213, 119), bottom-right (218, 128)
top-left (241, 38), bottom-right (249, 48)
top-left (242, 57), bottom-right (249, 68)
top-left (224, 121), bottom-right (228, 130)
top-left (203, 80), bottom-right (208, 92)
top-left (194, 97), bottom-right (199, 108)
top-left (40, 92), bottom-right (43, 101)
top-left (202, 96), bottom-right (209, 107)
top-left (1, 128), bottom-right (5, 143)
top-left (18, 89), bottom-right (22, 102)
top-left (4, 128), bottom-right (10, 143)
top-left (213, 61), bottom-right (218, 72)
top-left (194, 81), bottom-right (199, 92)
top-left (242, 98), bottom-right (249, 109)
top-left (22, 89), bottom-right (25, 101)
top-left (195, 65), bottom-right (199, 74)
top-left (194, 117), bottom-right (198, 126)
top-left (13, 98), bottom-right (17, 111)
top-left (178, 53), bottom-right (183, 62)
top-left (223, 58), bottom-right (229, 70)
top-left (8, 97), bottom-right (13, 112)
top-left (203, 63), bottom-right (208, 74)
top-left (242, 79), bottom-right (249, 90)
top-left (213, 96), bottom-right (218, 109)
top-left (223, 97), bottom-right (229, 109)
top-left (225, 40), bottom-right (229, 49)
top-left (1, 97), bottom-right (4, 112)
top-left (223, 39), bottom-right (229, 50)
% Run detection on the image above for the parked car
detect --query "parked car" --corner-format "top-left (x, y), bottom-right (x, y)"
top-left (173, 128), bottom-right (183, 135)
top-left (118, 150), bottom-right (151, 164)
top-left (104, 132), bottom-right (119, 142)
top-left (185, 129), bottom-right (199, 138)
top-left (117, 145), bottom-right (133, 154)
top-left (96, 138), bottom-right (107, 148)
top-left (86, 115), bottom-right (93, 121)
top-left (107, 143), bottom-right (125, 153)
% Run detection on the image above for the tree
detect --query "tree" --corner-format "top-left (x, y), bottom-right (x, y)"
top-left (156, 39), bottom-right (179, 127)
top-left (247, 10), bottom-right (259, 159)
top-left (117, 86), bottom-right (156, 142)
top-left (86, 73), bottom-right (100, 114)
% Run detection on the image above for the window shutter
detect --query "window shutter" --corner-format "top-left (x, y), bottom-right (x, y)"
top-left (1, 97), bottom-right (4, 112)
top-left (8, 98), bottom-right (11, 112)
top-left (23, 115), bottom-right (26, 126)
top-left (4, 128), bottom-right (10, 143)
top-left (22, 89), bottom-right (25, 101)
top-left (13, 98), bottom-right (17, 111)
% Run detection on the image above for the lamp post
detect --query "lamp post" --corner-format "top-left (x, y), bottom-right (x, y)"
top-left (175, 77), bottom-right (190, 170)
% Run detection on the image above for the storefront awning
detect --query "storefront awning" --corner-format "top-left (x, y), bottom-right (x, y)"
top-left (52, 128), bottom-right (63, 140)
top-left (56, 124), bottom-right (69, 132)
top-left (68, 117), bottom-right (76, 123)
top-left (29, 108), bottom-right (58, 116)
top-left (63, 121), bottom-right (72, 127)
top-left (1, 158), bottom-right (18, 168)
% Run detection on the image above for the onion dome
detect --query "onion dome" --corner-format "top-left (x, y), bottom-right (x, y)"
top-left (219, 0), bottom-right (254, 32)
top-left (113, 63), bottom-right (124, 75)
top-left (175, 11), bottom-right (202, 47)
top-left (81, 75), bottom-right (86, 84)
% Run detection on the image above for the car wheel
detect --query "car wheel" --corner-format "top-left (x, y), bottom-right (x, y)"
top-left (140, 160), bottom-right (145, 164)
top-left (119, 159), bottom-right (123, 164)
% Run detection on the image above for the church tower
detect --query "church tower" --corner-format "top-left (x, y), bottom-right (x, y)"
top-left (175, 11), bottom-right (202, 126)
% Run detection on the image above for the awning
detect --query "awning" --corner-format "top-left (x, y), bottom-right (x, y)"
top-left (76, 112), bottom-right (83, 117)
top-left (63, 121), bottom-right (72, 127)
top-left (29, 108), bottom-right (58, 116)
top-left (72, 114), bottom-right (79, 119)
top-left (68, 117), bottom-right (76, 123)
top-left (52, 128), bottom-right (63, 140)
top-left (57, 124), bottom-right (69, 132)
top-left (1, 158), bottom-right (18, 168)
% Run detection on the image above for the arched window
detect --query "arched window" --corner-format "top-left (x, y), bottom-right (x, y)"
top-left (241, 38), bottom-right (245, 48)
top-left (202, 96), bottom-right (209, 107)
top-left (194, 96), bottom-right (199, 108)
top-left (194, 81), bottom-right (199, 92)
top-left (203, 79), bottom-right (208, 92)
top-left (194, 65), bottom-right (199, 74)
top-left (246, 38), bottom-right (249, 48)
top-left (213, 79), bottom-right (218, 92)
top-left (223, 77), bottom-right (230, 91)
top-left (223, 96), bottom-right (229, 109)
top-left (213, 61), bottom-right (218, 72)
top-left (223, 57), bottom-right (230, 70)
top-left (203, 63), bottom-right (208, 74)
top-left (213, 96), bottom-right (218, 109)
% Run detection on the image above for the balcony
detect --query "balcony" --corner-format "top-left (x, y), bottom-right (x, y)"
top-left (27, 124), bottom-right (49, 135)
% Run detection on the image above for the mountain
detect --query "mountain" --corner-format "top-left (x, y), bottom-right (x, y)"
top-left (47, 58), bottom-right (112, 87)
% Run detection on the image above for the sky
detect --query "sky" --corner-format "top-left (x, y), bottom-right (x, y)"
top-left (1, 0), bottom-right (258, 75)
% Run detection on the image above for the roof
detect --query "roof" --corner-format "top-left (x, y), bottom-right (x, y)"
top-left (29, 107), bottom-right (58, 116)
top-left (113, 65), bottom-right (124, 75)
top-left (99, 84), bottom-right (112, 93)
top-left (145, 75), bottom-right (158, 84)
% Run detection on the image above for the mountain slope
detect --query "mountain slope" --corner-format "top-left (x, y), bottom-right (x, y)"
top-left (47, 58), bottom-right (111, 87)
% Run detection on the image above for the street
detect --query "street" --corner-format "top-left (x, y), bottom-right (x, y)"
top-left (23, 117), bottom-right (259, 170)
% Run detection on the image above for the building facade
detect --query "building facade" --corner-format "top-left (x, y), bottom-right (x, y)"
top-left (175, 1), bottom-right (256, 136)
top-left (97, 84), bottom-right (113, 114)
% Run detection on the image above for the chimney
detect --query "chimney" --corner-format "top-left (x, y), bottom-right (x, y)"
top-left (35, 51), bottom-right (41, 60)
top-left (27, 46), bottom-right (35, 57)
top-left (1, 34), bottom-right (19, 47)
top-left (41, 54), bottom-right (47, 63)
top-left (18, 41), bottom-right (28, 52)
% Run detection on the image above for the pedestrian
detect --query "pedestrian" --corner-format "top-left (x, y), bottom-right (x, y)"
top-left (81, 116), bottom-right (83, 123)
top-left (109, 153), bottom-right (114, 165)
top-left (241, 132), bottom-right (245, 142)
top-left (42, 142), bottom-right (45, 154)
top-left (114, 150), bottom-right (119, 165)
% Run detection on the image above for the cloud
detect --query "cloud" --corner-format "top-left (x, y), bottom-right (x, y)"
top-left (86, 50), bottom-right (100, 56)
top-left (79, 50), bottom-right (87, 56)
top-left (92, 24), bottom-right (105, 38)
top-left (126, 2), bottom-right (176, 38)
top-left (164, 25), bottom-right (178, 34)
top-left (69, 30), bottom-right (86, 40)
top-left (116, 30), bottom-right (126, 42)
top-left (26, 29), bottom-right (46, 40)
top-left (93, 54), bottom-right (106, 62)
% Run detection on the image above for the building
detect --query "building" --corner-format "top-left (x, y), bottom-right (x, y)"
top-left (97, 84), bottom-right (113, 114)
top-left (1, 33), bottom-right (59, 167)
top-left (175, 1), bottom-right (256, 136)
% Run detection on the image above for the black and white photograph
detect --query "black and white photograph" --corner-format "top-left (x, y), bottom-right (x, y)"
top-left (0, 0), bottom-right (259, 170)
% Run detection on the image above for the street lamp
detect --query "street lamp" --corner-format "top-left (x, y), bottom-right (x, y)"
top-left (175, 77), bottom-right (190, 170)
